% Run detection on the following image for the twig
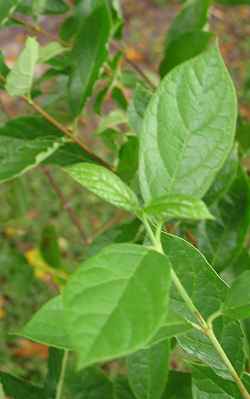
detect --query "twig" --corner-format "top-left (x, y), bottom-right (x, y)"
top-left (0, 73), bottom-right (111, 169)
top-left (111, 41), bottom-right (156, 90)
top-left (10, 15), bottom-right (67, 46)
top-left (42, 166), bottom-right (89, 245)
top-left (9, 13), bottom-right (156, 91)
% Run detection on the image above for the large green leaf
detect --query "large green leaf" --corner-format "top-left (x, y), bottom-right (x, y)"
top-left (140, 44), bottom-right (237, 202)
top-left (64, 163), bottom-right (140, 214)
top-left (68, 1), bottom-right (112, 117)
top-left (5, 37), bottom-right (39, 97)
top-left (192, 366), bottom-right (241, 398)
top-left (0, 373), bottom-right (44, 399)
top-left (144, 194), bottom-right (213, 221)
top-left (63, 243), bottom-right (171, 368)
top-left (20, 296), bottom-right (72, 350)
top-left (198, 166), bottom-right (250, 272)
top-left (0, 0), bottom-right (19, 25)
top-left (162, 234), bottom-right (245, 378)
top-left (127, 339), bottom-right (170, 399)
top-left (0, 116), bottom-right (67, 183)
top-left (117, 136), bottom-right (139, 185)
top-left (160, 0), bottom-right (212, 77)
top-left (223, 271), bottom-right (250, 320)
top-left (162, 371), bottom-right (192, 398)
top-left (216, 0), bottom-right (250, 4)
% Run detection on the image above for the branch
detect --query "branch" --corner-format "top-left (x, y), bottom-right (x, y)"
top-left (0, 73), bottom-right (111, 170)
top-left (42, 166), bottom-right (89, 245)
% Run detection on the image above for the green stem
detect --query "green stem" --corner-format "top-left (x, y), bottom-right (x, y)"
top-left (143, 218), bottom-right (250, 399)
top-left (55, 350), bottom-right (68, 399)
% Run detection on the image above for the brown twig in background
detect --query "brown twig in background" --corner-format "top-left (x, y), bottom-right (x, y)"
top-left (111, 41), bottom-right (156, 90)
top-left (42, 166), bottom-right (89, 245)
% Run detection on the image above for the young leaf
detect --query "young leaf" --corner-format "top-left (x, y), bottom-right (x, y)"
top-left (0, 372), bottom-right (44, 399)
top-left (139, 44), bottom-right (237, 202)
top-left (63, 243), bottom-right (171, 368)
top-left (5, 37), bottom-right (39, 97)
top-left (64, 163), bottom-right (140, 214)
top-left (38, 41), bottom-right (66, 64)
top-left (20, 296), bottom-right (72, 350)
top-left (223, 271), bottom-right (250, 320)
top-left (0, 116), bottom-right (67, 183)
top-left (127, 339), bottom-right (170, 399)
top-left (144, 194), bottom-right (213, 221)
top-left (68, 1), bottom-right (112, 117)
top-left (128, 83), bottom-right (152, 135)
top-left (117, 136), bottom-right (139, 184)
top-left (40, 224), bottom-right (61, 269)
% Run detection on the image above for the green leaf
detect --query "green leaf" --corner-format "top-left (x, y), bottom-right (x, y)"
top-left (0, 372), bottom-right (44, 399)
top-left (127, 339), bottom-right (170, 399)
top-left (20, 296), bottom-right (72, 350)
top-left (148, 311), bottom-right (193, 346)
top-left (63, 243), bottom-right (171, 368)
top-left (192, 366), bottom-right (241, 398)
top-left (68, 1), bottom-right (112, 117)
top-left (178, 318), bottom-right (245, 379)
top-left (166, 0), bottom-right (210, 48)
top-left (5, 37), bottom-right (39, 97)
top-left (0, 0), bottom-right (19, 25)
top-left (204, 147), bottom-right (238, 205)
top-left (38, 41), bottom-right (66, 64)
top-left (113, 377), bottom-right (137, 399)
top-left (117, 136), bottom-right (139, 184)
top-left (45, 142), bottom-right (97, 167)
top-left (162, 234), bottom-right (245, 378)
top-left (44, 348), bottom-right (65, 399)
top-left (64, 163), bottom-right (140, 214)
top-left (139, 44), bottom-right (237, 202)
top-left (163, 371), bottom-right (192, 398)
top-left (0, 116), bottom-right (67, 183)
top-left (128, 83), bottom-right (152, 135)
top-left (162, 234), bottom-right (226, 320)
top-left (198, 166), bottom-right (250, 272)
top-left (40, 224), bottom-right (61, 269)
top-left (223, 271), bottom-right (250, 320)
top-left (160, 31), bottom-right (213, 76)
top-left (144, 195), bottom-right (213, 221)
top-left (66, 366), bottom-right (113, 399)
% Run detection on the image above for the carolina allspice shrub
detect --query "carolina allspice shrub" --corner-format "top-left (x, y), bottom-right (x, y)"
top-left (1, 1), bottom-right (250, 399)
